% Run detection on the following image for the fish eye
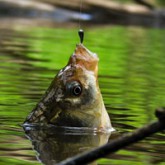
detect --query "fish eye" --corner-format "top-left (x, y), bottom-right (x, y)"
top-left (66, 81), bottom-right (82, 96)
top-left (73, 85), bottom-right (82, 96)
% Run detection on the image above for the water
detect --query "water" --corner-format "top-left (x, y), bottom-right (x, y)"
top-left (0, 26), bottom-right (165, 165)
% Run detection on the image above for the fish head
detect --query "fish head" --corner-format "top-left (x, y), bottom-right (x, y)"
top-left (54, 44), bottom-right (99, 109)
top-left (25, 44), bottom-right (111, 131)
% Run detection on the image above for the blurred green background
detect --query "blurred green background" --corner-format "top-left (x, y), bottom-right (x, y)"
top-left (0, 0), bottom-right (165, 165)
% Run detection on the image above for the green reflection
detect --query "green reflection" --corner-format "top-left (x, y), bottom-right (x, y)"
top-left (0, 26), bottom-right (165, 165)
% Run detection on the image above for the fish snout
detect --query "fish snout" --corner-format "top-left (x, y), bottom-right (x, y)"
top-left (68, 44), bottom-right (99, 76)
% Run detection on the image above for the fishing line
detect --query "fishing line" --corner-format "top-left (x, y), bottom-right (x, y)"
top-left (78, 0), bottom-right (84, 44)
top-left (79, 0), bottom-right (83, 29)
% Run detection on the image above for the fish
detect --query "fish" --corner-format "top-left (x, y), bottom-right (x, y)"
top-left (24, 44), bottom-right (112, 132)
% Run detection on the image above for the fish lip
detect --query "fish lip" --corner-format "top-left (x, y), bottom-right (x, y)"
top-left (75, 44), bottom-right (98, 60)
top-left (67, 44), bottom-right (99, 75)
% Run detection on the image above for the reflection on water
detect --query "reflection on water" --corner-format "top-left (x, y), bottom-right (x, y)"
top-left (0, 26), bottom-right (165, 165)
top-left (23, 124), bottom-right (112, 165)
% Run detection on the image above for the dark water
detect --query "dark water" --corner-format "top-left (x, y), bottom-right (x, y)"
top-left (0, 26), bottom-right (165, 165)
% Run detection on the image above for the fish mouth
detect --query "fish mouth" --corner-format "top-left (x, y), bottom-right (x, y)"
top-left (68, 44), bottom-right (99, 76)
top-left (75, 44), bottom-right (98, 60)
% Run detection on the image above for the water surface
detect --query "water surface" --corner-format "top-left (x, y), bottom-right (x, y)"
top-left (0, 26), bottom-right (165, 165)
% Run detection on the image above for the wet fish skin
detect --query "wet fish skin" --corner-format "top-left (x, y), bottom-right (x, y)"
top-left (24, 44), bottom-right (112, 131)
